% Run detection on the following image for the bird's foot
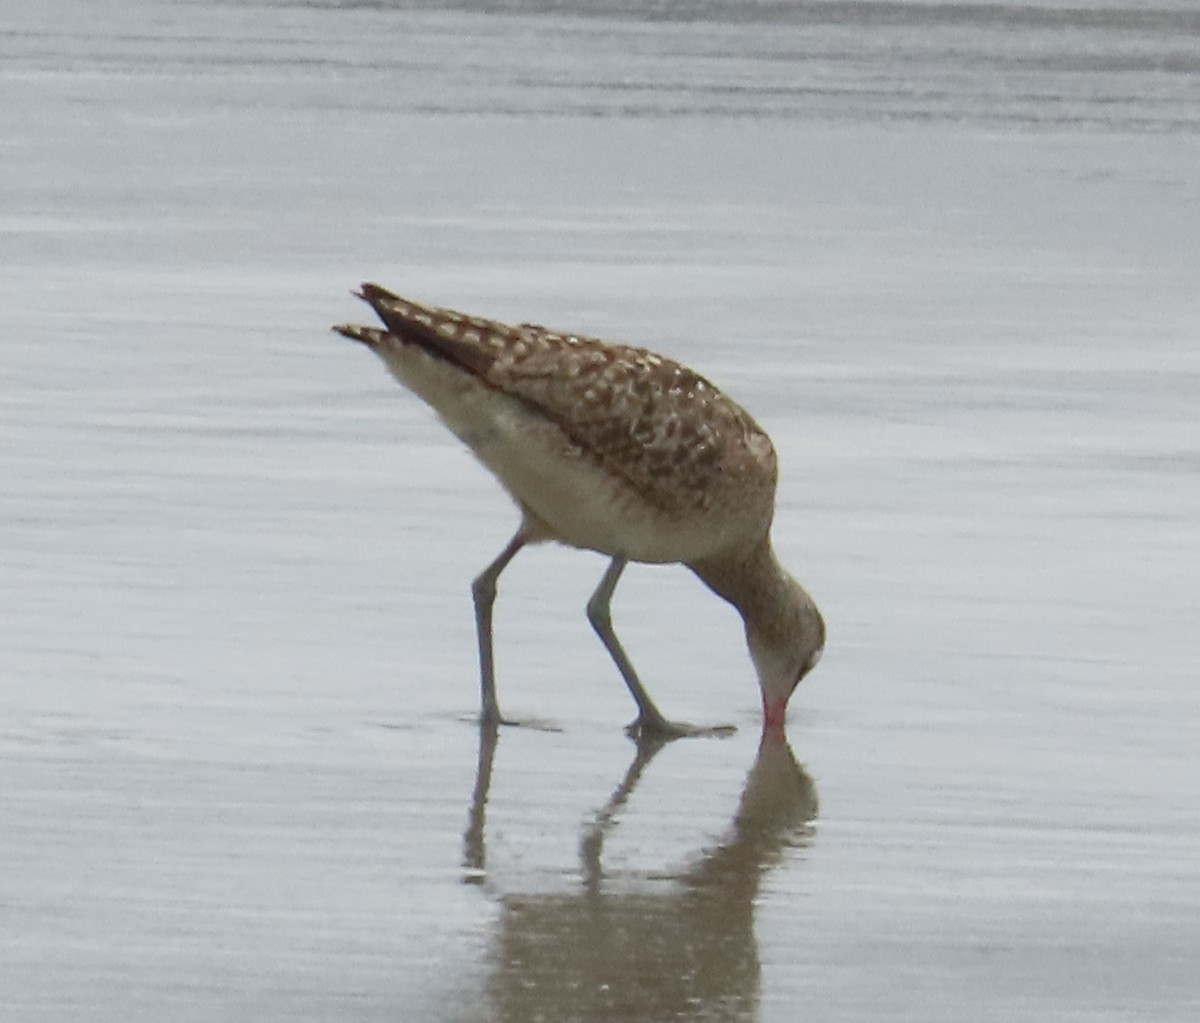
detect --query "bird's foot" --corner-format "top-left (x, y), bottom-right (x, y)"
top-left (478, 711), bottom-right (563, 732)
top-left (624, 715), bottom-right (736, 742)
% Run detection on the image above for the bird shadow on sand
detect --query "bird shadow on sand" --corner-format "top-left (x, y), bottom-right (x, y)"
top-left (459, 721), bottom-right (819, 1023)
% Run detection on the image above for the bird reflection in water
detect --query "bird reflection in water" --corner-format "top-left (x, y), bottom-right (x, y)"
top-left (461, 725), bottom-right (818, 1022)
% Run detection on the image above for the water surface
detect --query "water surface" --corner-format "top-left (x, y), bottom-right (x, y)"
top-left (2, 1), bottom-right (1199, 1019)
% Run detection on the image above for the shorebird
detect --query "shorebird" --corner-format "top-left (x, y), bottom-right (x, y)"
top-left (334, 283), bottom-right (824, 737)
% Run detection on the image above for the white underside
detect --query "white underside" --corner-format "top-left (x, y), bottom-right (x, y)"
top-left (378, 345), bottom-right (733, 564)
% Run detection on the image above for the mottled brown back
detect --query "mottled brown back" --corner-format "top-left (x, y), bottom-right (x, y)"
top-left (355, 284), bottom-right (777, 515)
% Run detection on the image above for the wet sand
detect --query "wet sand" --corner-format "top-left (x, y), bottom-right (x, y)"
top-left (3, 1), bottom-right (1199, 1019)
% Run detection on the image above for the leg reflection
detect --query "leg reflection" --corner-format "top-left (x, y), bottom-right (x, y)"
top-left (580, 730), bottom-right (670, 892)
top-left (462, 720), bottom-right (500, 884)
top-left (462, 725), bottom-right (819, 1022)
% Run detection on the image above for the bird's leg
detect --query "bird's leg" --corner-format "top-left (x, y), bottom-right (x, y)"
top-left (585, 557), bottom-right (693, 739)
top-left (471, 530), bottom-right (527, 726)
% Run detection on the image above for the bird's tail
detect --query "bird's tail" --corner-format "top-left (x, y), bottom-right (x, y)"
top-left (332, 283), bottom-right (416, 348)
top-left (334, 282), bottom-right (502, 380)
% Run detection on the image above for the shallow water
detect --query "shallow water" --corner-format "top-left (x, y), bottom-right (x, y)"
top-left (3, 1), bottom-right (1199, 1019)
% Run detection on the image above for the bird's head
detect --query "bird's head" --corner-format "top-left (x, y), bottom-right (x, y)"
top-left (746, 574), bottom-right (825, 732)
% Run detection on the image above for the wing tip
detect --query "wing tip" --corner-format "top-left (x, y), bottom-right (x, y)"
top-left (357, 281), bottom-right (398, 306)
top-left (332, 322), bottom-right (388, 348)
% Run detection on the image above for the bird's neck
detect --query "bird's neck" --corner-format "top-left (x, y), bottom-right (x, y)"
top-left (688, 538), bottom-right (802, 629)
top-left (691, 538), bottom-right (825, 714)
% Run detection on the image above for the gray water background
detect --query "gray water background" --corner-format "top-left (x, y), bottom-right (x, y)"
top-left (3, 1), bottom-right (1199, 1019)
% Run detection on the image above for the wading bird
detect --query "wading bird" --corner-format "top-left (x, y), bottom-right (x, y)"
top-left (334, 284), bottom-right (824, 737)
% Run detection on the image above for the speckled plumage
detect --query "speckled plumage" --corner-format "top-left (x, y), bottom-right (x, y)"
top-left (338, 285), bottom-right (776, 554)
top-left (334, 283), bottom-right (824, 736)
